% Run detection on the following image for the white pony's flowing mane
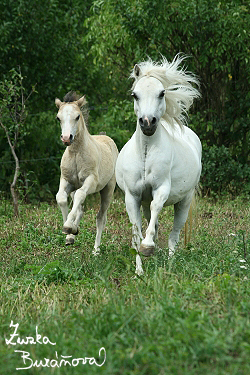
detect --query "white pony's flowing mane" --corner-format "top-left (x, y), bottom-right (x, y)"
top-left (130, 54), bottom-right (200, 127)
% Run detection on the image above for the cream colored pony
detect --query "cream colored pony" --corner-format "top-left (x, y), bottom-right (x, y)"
top-left (55, 92), bottom-right (118, 254)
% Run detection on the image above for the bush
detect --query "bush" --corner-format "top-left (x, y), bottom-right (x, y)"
top-left (201, 145), bottom-right (250, 196)
top-left (89, 98), bottom-right (135, 151)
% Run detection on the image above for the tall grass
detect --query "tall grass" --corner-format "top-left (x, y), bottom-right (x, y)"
top-left (0, 192), bottom-right (249, 374)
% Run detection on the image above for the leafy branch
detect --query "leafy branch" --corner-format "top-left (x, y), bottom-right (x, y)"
top-left (0, 67), bottom-right (35, 216)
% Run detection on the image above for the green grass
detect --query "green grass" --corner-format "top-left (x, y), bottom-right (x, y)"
top-left (0, 192), bottom-right (249, 374)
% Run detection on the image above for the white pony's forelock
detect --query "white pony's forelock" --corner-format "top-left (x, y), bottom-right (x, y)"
top-left (130, 54), bottom-right (201, 127)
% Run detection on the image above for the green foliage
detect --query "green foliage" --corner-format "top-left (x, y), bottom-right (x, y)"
top-left (0, 0), bottom-right (93, 201)
top-left (0, 68), bottom-right (29, 141)
top-left (0, 0), bottom-right (92, 111)
top-left (85, 0), bottom-right (250, 195)
top-left (0, 107), bottom-right (62, 202)
top-left (89, 99), bottom-right (136, 150)
top-left (17, 111), bottom-right (63, 201)
top-left (0, 68), bottom-right (37, 214)
top-left (0, 0), bottom-right (249, 198)
top-left (201, 145), bottom-right (250, 197)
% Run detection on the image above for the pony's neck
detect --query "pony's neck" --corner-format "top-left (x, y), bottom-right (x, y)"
top-left (68, 115), bottom-right (90, 152)
top-left (135, 120), bottom-right (162, 151)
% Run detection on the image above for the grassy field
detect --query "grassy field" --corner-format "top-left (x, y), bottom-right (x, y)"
top-left (0, 191), bottom-right (249, 375)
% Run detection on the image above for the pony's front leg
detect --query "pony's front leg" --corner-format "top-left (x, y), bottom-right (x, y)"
top-left (65, 203), bottom-right (83, 244)
top-left (125, 191), bottom-right (144, 275)
top-left (56, 177), bottom-right (74, 229)
top-left (140, 185), bottom-right (170, 256)
top-left (65, 192), bottom-right (77, 245)
top-left (63, 175), bottom-right (96, 235)
top-left (142, 203), bottom-right (159, 242)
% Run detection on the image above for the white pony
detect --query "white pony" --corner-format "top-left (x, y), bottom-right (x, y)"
top-left (115, 55), bottom-right (202, 275)
top-left (55, 92), bottom-right (118, 253)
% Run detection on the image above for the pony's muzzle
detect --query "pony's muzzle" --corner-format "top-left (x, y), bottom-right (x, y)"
top-left (61, 134), bottom-right (73, 146)
top-left (139, 116), bottom-right (157, 136)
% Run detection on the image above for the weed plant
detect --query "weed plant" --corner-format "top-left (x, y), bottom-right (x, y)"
top-left (0, 192), bottom-right (249, 374)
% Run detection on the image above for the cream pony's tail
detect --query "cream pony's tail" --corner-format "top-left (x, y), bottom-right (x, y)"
top-left (184, 189), bottom-right (199, 246)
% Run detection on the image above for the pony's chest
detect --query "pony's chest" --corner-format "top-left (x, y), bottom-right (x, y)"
top-left (126, 151), bottom-right (169, 193)
top-left (61, 154), bottom-right (85, 187)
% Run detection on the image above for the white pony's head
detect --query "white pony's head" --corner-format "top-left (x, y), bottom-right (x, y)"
top-left (55, 92), bottom-right (86, 146)
top-left (130, 54), bottom-right (200, 135)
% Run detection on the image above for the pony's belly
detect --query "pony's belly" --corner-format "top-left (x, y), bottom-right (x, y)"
top-left (141, 168), bottom-right (196, 205)
top-left (140, 183), bottom-right (190, 206)
top-left (164, 192), bottom-right (187, 206)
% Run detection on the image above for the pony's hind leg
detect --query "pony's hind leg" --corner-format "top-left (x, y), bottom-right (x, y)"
top-left (93, 175), bottom-right (116, 255)
top-left (168, 192), bottom-right (194, 257)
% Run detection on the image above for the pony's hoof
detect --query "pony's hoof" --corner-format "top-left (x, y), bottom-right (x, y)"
top-left (139, 244), bottom-right (155, 256)
top-left (168, 248), bottom-right (175, 258)
top-left (62, 226), bottom-right (71, 235)
top-left (62, 226), bottom-right (79, 235)
top-left (66, 234), bottom-right (75, 245)
top-left (92, 248), bottom-right (100, 256)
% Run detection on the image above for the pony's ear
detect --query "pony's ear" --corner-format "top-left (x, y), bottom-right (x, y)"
top-left (76, 96), bottom-right (86, 108)
top-left (55, 98), bottom-right (62, 108)
top-left (134, 64), bottom-right (141, 78)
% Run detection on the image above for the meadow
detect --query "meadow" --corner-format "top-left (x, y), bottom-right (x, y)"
top-left (0, 191), bottom-right (249, 375)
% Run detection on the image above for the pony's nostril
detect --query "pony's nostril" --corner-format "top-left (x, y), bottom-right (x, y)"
top-left (139, 118), bottom-right (144, 126)
top-left (69, 134), bottom-right (73, 141)
top-left (152, 117), bottom-right (157, 125)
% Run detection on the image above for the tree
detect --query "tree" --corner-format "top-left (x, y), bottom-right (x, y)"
top-left (0, 68), bottom-right (35, 215)
top-left (0, 0), bottom-right (249, 198)
top-left (85, 0), bottom-right (250, 138)
top-left (0, 0), bottom-right (93, 200)
top-left (0, 0), bottom-right (92, 112)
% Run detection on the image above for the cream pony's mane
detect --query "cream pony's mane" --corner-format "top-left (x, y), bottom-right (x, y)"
top-left (130, 54), bottom-right (200, 127)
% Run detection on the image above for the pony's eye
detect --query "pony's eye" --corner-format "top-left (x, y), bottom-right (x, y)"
top-left (131, 92), bottom-right (139, 101)
top-left (159, 90), bottom-right (165, 99)
top-left (76, 115), bottom-right (80, 121)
